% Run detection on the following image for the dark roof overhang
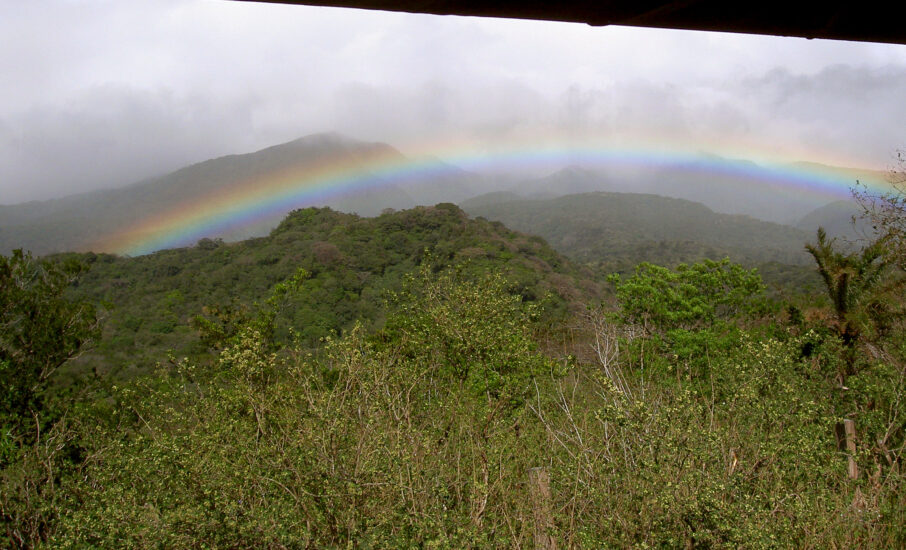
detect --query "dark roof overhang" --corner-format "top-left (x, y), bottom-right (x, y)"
top-left (240, 1), bottom-right (906, 45)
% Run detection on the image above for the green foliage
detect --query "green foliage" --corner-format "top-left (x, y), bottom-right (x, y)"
top-left (806, 227), bottom-right (904, 351)
top-left (41, 252), bottom-right (906, 547)
top-left (0, 250), bottom-right (99, 547)
top-left (464, 191), bottom-right (815, 269)
top-left (607, 258), bottom-right (766, 380)
top-left (2, 204), bottom-right (905, 547)
top-left (191, 268), bottom-right (308, 351)
top-left (0, 250), bottom-right (99, 429)
top-left (0, 416), bottom-right (84, 549)
top-left (67, 205), bottom-right (600, 381)
top-left (536, 334), bottom-right (861, 548)
top-left (190, 300), bottom-right (253, 350)
top-left (51, 265), bottom-right (557, 547)
top-left (608, 258), bottom-right (765, 333)
top-left (381, 261), bottom-right (557, 403)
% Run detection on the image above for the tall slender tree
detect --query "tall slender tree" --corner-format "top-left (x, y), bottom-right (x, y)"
top-left (805, 228), bottom-right (903, 375)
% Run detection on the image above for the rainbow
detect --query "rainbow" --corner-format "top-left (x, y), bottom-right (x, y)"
top-left (97, 136), bottom-right (893, 256)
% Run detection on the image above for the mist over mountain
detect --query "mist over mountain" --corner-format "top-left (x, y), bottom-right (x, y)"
top-left (510, 166), bottom-right (625, 198)
top-left (0, 133), bottom-right (485, 255)
top-left (0, 131), bottom-right (880, 257)
top-left (795, 199), bottom-right (872, 244)
top-left (462, 192), bottom-right (814, 269)
top-left (504, 156), bottom-right (884, 225)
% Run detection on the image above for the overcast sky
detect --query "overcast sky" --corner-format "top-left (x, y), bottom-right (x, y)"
top-left (2, 0), bottom-right (906, 204)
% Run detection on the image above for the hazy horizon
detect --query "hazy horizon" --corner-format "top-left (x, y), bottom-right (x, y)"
top-left (0, 129), bottom-right (894, 208)
top-left (3, 1), bottom-right (906, 204)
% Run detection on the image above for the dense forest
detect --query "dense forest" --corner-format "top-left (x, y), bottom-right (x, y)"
top-left (2, 183), bottom-right (905, 547)
top-left (461, 192), bottom-right (825, 294)
top-left (0, 133), bottom-right (884, 259)
top-left (58, 204), bottom-right (601, 384)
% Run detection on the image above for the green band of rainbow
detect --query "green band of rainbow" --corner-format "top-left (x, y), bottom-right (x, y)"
top-left (98, 141), bottom-right (891, 256)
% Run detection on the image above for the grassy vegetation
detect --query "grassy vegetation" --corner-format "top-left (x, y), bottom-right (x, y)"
top-left (1, 203), bottom-right (904, 548)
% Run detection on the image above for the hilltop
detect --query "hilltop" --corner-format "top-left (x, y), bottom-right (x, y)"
top-left (0, 133), bottom-right (484, 255)
top-left (2, 131), bottom-right (884, 260)
top-left (502, 157), bottom-right (887, 225)
top-left (63, 203), bottom-right (602, 382)
top-left (462, 191), bottom-right (815, 272)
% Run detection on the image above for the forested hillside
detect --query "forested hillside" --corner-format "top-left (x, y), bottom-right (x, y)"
top-left (60, 204), bottom-right (601, 383)
top-left (2, 192), bottom-right (905, 547)
top-left (501, 159), bottom-right (888, 225)
top-left (463, 191), bottom-right (815, 271)
top-left (0, 134), bottom-right (485, 256)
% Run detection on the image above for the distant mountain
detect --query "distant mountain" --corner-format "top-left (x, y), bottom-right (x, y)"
top-left (638, 158), bottom-right (813, 224)
top-left (512, 166), bottom-right (621, 198)
top-left (393, 155), bottom-right (487, 206)
top-left (459, 191), bottom-right (525, 209)
top-left (0, 133), bottom-right (483, 255)
top-left (501, 156), bottom-right (887, 226)
top-left (463, 192), bottom-right (814, 271)
top-left (795, 200), bottom-right (873, 244)
top-left (2, 131), bottom-right (885, 258)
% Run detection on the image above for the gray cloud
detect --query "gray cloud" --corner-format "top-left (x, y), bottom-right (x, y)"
top-left (2, 1), bottom-right (906, 203)
top-left (737, 64), bottom-right (906, 166)
top-left (322, 79), bottom-right (554, 145)
top-left (1, 86), bottom-right (258, 203)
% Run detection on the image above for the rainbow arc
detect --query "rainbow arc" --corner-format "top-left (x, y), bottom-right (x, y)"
top-left (98, 139), bottom-right (890, 256)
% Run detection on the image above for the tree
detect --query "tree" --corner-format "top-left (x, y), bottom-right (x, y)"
top-left (607, 258), bottom-right (765, 335)
top-left (0, 251), bottom-right (101, 547)
top-left (0, 250), bottom-right (100, 429)
top-left (51, 263), bottom-right (557, 547)
top-left (382, 261), bottom-right (554, 403)
top-left (607, 258), bottom-right (765, 381)
top-left (805, 228), bottom-right (903, 373)
top-left (853, 150), bottom-right (906, 269)
top-left (191, 268), bottom-right (308, 351)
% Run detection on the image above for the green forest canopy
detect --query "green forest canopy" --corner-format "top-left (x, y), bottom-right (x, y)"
top-left (1, 202), bottom-right (904, 548)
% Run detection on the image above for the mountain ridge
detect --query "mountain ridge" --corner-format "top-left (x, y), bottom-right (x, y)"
top-left (0, 133), bottom-right (481, 255)
top-left (462, 191), bottom-right (815, 269)
top-left (1, 131), bottom-right (886, 257)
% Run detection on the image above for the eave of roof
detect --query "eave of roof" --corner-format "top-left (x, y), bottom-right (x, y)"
top-left (240, 0), bottom-right (906, 45)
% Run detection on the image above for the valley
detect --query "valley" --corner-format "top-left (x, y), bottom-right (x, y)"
top-left (2, 133), bottom-right (904, 548)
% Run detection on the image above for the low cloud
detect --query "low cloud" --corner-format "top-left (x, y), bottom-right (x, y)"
top-left (3, 1), bottom-right (906, 203)
top-left (737, 64), bottom-right (906, 166)
top-left (1, 86), bottom-right (259, 203)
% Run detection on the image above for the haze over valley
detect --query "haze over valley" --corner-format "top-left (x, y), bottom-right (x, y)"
top-left (3, 1), bottom-right (906, 547)
top-left (0, 132), bottom-right (885, 261)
